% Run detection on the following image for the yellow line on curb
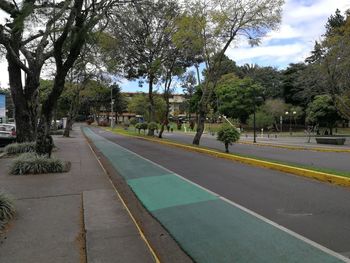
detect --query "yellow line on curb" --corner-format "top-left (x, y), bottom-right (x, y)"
top-left (107, 128), bottom-right (350, 188)
top-left (238, 141), bottom-right (350, 153)
top-left (85, 134), bottom-right (161, 263)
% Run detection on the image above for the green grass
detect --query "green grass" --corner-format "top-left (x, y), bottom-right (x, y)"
top-left (106, 126), bottom-right (350, 179)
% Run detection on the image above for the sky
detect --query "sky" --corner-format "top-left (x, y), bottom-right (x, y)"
top-left (0, 0), bottom-right (350, 93)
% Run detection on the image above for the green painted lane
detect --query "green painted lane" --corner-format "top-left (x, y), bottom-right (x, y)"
top-left (153, 200), bottom-right (342, 263)
top-left (83, 127), bottom-right (347, 263)
top-left (128, 174), bottom-right (218, 211)
top-left (84, 128), bottom-right (168, 180)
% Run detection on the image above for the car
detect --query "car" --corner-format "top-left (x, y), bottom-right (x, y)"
top-left (0, 124), bottom-right (16, 147)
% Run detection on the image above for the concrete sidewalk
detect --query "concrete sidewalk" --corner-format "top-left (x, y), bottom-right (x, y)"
top-left (0, 126), bottom-right (155, 263)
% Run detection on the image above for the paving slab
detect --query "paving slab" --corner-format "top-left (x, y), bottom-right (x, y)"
top-left (83, 189), bottom-right (154, 263)
top-left (0, 126), bottom-right (155, 263)
top-left (0, 194), bottom-right (81, 263)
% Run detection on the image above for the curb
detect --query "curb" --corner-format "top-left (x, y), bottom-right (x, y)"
top-left (107, 129), bottom-right (350, 188)
top-left (238, 141), bottom-right (350, 153)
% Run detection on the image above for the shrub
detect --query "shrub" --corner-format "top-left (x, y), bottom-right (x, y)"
top-left (86, 119), bottom-right (93, 125)
top-left (148, 122), bottom-right (158, 131)
top-left (135, 123), bottom-right (148, 134)
top-left (50, 130), bottom-right (64, 136)
top-left (10, 152), bottom-right (71, 175)
top-left (217, 125), bottom-right (240, 153)
top-left (4, 142), bottom-right (36, 155)
top-left (130, 118), bottom-right (138, 126)
top-left (0, 193), bottom-right (15, 229)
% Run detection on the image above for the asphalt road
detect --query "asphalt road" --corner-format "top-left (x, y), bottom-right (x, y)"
top-left (91, 127), bottom-right (350, 259)
top-left (162, 132), bottom-right (350, 172)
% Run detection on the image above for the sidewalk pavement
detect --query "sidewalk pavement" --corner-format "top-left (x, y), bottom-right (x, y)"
top-left (0, 126), bottom-right (155, 263)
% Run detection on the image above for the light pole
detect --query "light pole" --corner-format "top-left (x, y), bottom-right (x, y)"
top-left (253, 96), bottom-right (262, 143)
top-left (253, 97), bottom-right (257, 143)
top-left (285, 111), bottom-right (296, 135)
top-left (111, 86), bottom-right (115, 128)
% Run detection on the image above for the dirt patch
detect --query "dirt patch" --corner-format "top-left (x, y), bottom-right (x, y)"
top-left (75, 195), bottom-right (87, 263)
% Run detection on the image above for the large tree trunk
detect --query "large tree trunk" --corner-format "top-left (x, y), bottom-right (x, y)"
top-left (36, 71), bottom-right (66, 156)
top-left (63, 89), bottom-right (80, 137)
top-left (193, 110), bottom-right (206, 145)
top-left (63, 118), bottom-right (73, 137)
top-left (159, 107), bottom-right (169, 139)
top-left (7, 54), bottom-right (38, 142)
top-left (192, 37), bottom-right (235, 145)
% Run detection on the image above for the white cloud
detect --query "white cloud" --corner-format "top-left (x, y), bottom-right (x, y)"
top-left (225, 0), bottom-right (350, 68)
top-left (1, 0), bottom-right (350, 89)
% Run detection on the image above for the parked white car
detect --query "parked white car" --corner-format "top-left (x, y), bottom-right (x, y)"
top-left (0, 124), bottom-right (16, 146)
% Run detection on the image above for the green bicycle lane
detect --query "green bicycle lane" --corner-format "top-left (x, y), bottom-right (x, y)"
top-left (83, 127), bottom-right (348, 263)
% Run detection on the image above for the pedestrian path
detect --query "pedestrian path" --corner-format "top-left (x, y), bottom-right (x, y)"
top-left (84, 127), bottom-right (349, 263)
top-left (0, 127), bottom-right (155, 263)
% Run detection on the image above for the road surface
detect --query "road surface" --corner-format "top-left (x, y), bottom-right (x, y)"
top-left (162, 132), bottom-right (350, 172)
top-left (85, 127), bottom-right (350, 262)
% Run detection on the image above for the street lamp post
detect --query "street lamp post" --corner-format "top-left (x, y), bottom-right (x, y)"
top-left (110, 86), bottom-right (115, 128)
top-left (253, 96), bottom-right (257, 143)
top-left (285, 111), bottom-right (296, 135)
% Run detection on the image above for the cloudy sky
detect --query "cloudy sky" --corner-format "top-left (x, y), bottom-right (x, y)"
top-left (0, 0), bottom-right (350, 92)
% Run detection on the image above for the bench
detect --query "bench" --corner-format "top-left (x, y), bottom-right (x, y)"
top-left (315, 137), bottom-right (346, 145)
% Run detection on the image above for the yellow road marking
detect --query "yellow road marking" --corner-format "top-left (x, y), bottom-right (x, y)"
top-left (107, 128), bottom-right (350, 188)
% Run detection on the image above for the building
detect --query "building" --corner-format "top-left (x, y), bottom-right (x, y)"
top-left (123, 92), bottom-right (186, 116)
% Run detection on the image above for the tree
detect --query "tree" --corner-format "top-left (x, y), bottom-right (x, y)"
top-left (202, 54), bottom-right (241, 84)
top-left (0, 0), bottom-right (69, 142)
top-left (36, 0), bottom-right (119, 156)
top-left (306, 95), bottom-right (341, 135)
top-left (239, 64), bottom-right (284, 99)
top-left (0, 0), bottom-right (120, 154)
top-left (127, 93), bottom-right (166, 123)
top-left (259, 98), bottom-right (288, 131)
top-left (216, 74), bottom-right (263, 123)
top-left (105, 0), bottom-right (181, 133)
top-left (217, 124), bottom-right (240, 153)
top-left (181, 71), bottom-right (197, 119)
top-left (247, 111), bottom-right (274, 130)
top-left (185, 0), bottom-right (283, 145)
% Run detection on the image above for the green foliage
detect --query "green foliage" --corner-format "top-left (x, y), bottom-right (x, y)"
top-left (80, 81), bottom-right (127, 118)
top-left (130, 118), bottom-right (138, 126)
top-left (306, 95), bottom-right (341, 128)
top-left (247, 111), bottom-right (275, 129)
top-left (217, 125), bottom-right (240, 153)
top-left (148, 122), bottom-right (158, 131)
top-left (135, 123), bottom-right (148, 134)
top-left (261, 99), bottom-right (288, 120)
top-left (127, 94), bottom-right (166, 122)
top-left (10, 153), bottom-right (70, 175)
top-left (216, 74), bottom-right (263, 122)
top-left (203, 54), bottom-right (241, 83)
top-left (238, 64), bottom-right (283, 98)
top-left (4, 142), bottom-right (36, 155)
top-left (0, 193), bottom-right (15, 229)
